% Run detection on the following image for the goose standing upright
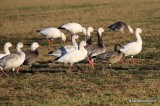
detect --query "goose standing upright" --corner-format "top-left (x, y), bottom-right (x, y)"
top-left (86, 27), bottom-right (95, 45)
top-left (119, 28), bottom-right (142, 63)
top-left (57, 41), bottom-right (87, 74)
top-left (108, 21), bottom-right (134, 33)
top-left (0, 42), bottom-right (13, 59)
top-left (58, 23), bottom-right (87, 36)
top-left (0, 42), bottom-right (25, 77)
top-left (96, 44), bottom-right (124, 66)
top-left (36, 28), bottom-right (66, 45)
top-left (49, 34), bottom-right (79, 58)
top-left (86, 28), bottom-right (106, 69)
top-left (23, 42), bottom-right (40, 71)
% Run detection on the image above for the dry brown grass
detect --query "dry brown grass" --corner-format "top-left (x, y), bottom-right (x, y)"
top-left (0, 0), bottom-right (160, 105)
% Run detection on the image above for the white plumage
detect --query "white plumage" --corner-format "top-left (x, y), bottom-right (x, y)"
top-left (37, 27), bottom-right (66, 45)
top-left (119, 28), bottom-right (142, 58)
top-left (0, 42), bottom-right (25, 77)
top-left (49, 35), bottom-right (79, 57)
top-left (57, 41), bottom-right (87, 73)
top-left (0, 42), bottom-right (13, 59)
top-left (58, 23), bottom-right (86, 36)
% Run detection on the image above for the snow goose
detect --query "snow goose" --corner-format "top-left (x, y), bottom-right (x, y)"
top-left (58, 23), bottom-right (87, 36)
top-left (108, 21), bottom-right (134, 33)
top-left (119, 28), bottom-right (142, 63)
top-left (0, 42), bottom-right (25, 77)
top-left (57, 41), bottom-right (87, 74)
top-left (36, 28), bottom-right (66, 45)
top-left (48, 34), bottom-right (79, 58)
top-left (86, 28), bottom-right (106, 69)
top-left (86, 27), bottom-right (95, 45)
top-left (0, 42), bottom-right (13, 59)
top-left (95, 44), bottom-right (124, 66)
top-left (23, 42), bottom-right (40, 72)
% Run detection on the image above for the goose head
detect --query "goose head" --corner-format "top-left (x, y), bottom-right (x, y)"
top-left (17, 42), bottom-right (24, 49)
top-left (72, 35), bottom-right (79, 39)
top-left (31, 42), bottom-right (39, 51)
top-left (114, 44), bottom-right (122, 51)
top-left (98, 28), bottom-right (104, 35)
top-left (135, 28), bottom-right (142, 34)
top-left (61, 32), bottom-right (66, 43)
top-left (4, 42), bottom-right (13, 48)
top-left (87, 27), bottom-right (94, 33)
top-left (79, 41), bottom-right (87, 47)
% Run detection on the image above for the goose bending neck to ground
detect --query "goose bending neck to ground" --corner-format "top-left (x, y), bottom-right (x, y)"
top-left (119, 28), bottom-right (142, 63)
top-left (86, 28), bottom-right (106, 69)
top-left (23, 42), bottom-right (40, 72)
top-left (57, 41), bottom-right (87, 74)
top-left (58, 23), bottom-right (87, 36)
top-left (0, 42), bottom-right (13, 59)
top-left (96, 44), bottom-right (124, 67)
top-left (0, 42), bottom-right (25, 77)
top-left (108, 21), bottom-right (134, 33)
top-left (49, 35), bottom-right (79, 58)
top-left (36, 28), bottom-right (66, 45)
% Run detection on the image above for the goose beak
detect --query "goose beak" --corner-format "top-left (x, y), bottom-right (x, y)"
top-left (39, 45), bottom-right (42, 48)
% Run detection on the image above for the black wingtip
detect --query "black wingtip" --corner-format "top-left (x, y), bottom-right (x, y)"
top-left (58, 26), bottom-right (66, 30)
top-left (36, 29), bottom-right (41, 33)
top-left (48, 51), bottom-right (53, 55)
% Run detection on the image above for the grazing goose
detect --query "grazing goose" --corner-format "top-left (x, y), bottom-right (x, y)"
top-left (86, 27), bottom-right (95, 45)
top-left (119, 28), bottom-right (142, 63)
top-left (58, 23), bottom-right (87, 36)
top-left (36, 28), bottom-right (66, 45)
top-left (0, 42), bottom-right (25, 77)
top-left (108, 21), bottom-right (134, 33)
top-left (86, 28), bottom-right (106, 69)
top-left (95, 44), bottom-right (124, 66)
top-left (23, 42), bottom-right (40, 71)
top-left (49, 34), bottom-right (79, 58)
top-left (57, 41), bottom-right (87, 74)
top-left (0, 42), bottom-right (13, 59)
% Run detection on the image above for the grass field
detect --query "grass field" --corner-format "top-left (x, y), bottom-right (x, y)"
top-left (0, 0), bottom-right (160, 105)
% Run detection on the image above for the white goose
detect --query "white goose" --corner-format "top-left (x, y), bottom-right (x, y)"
top-left (36, 28), bottom-right (66, 45)
top-left (0, 42), bottom-right (13, 59)
top-left (58, 23), bottom-right (87, 36)
top-left (0, 42), bottom-right (25, 77)
top-left (119, 28), bottom-right (142, 63)
top-left (49, 35), bottom-right (79, 58)
top-left (57, 41), bottom-right (87, 74)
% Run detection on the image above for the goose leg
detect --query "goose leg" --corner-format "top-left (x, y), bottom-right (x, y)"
top-left (67, 64), bottom-right (72, 74)
top-left (86, 57), bottom-right (92, 67)
top-left (46, 38), bottom-right (51, 45)
top-left (16, 67), bottom-right (20, 74)
top-left (2, 70), bottom-right (9, 77)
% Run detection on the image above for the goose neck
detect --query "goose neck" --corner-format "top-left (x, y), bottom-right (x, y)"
top-left (97, 31), bottom-right (104, 47)
top-left (135, 32), bottom-right (142, 45)
top-left (4, 46), bottom-right (10, 54)
top-left (72, 37), bottom-right (78, 49)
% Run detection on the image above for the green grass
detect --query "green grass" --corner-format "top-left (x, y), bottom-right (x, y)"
top-left (0, 0), bottom-right (160, 105)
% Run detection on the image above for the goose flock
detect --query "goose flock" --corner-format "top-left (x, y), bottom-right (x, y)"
top-left (0, 21), bottom-right (143, 76)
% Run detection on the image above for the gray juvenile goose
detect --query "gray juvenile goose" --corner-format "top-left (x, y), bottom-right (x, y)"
top-left (23, 42), bottom-right (40, 71)
top-left (95, 44), bottom-right (124, 66)
top-left (108, 21), bottom-right (133, 33)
